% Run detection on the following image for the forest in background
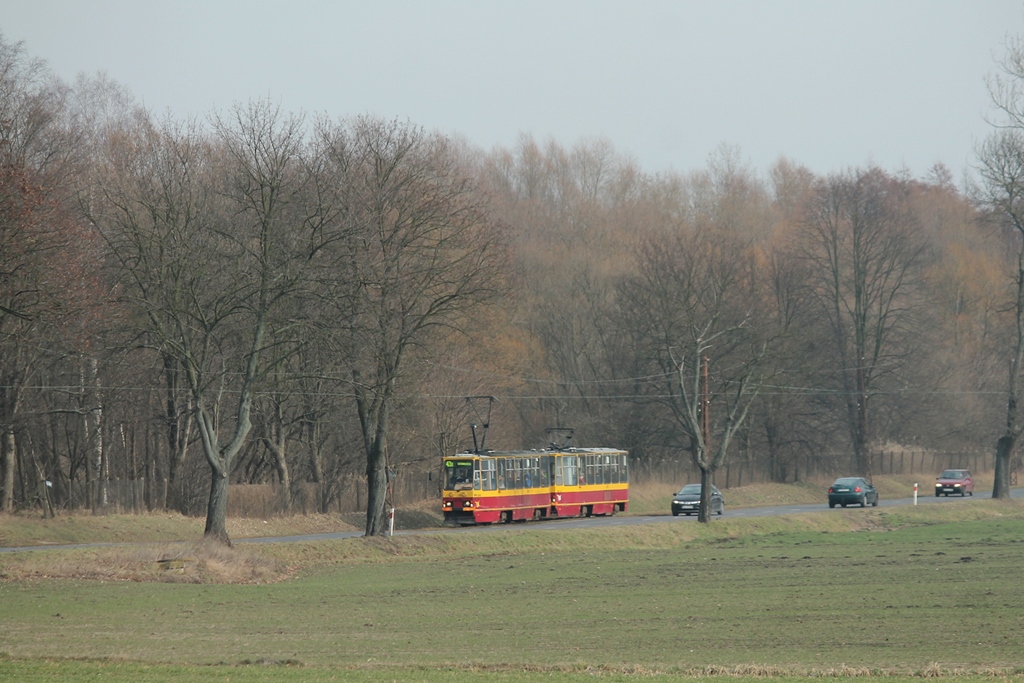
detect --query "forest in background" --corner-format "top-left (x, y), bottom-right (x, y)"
top-left (2, 33), bottom-right (1023, 537)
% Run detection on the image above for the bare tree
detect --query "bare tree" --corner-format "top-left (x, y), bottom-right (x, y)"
top-left (618, 228), bottom-right (773, 522)
top-left (971, 35), bottom-right (1024, 498)
top-left (314, 117), bottom-right (507, 536)
top-left (93, 101), bottom-right (312, 542)
top-left (0, 34), bottom-right (104, 513)
top-left (977, 138), bottom-right (1024, 498)
top-left (801, 168), bottom-right (925, 477)
top-left (477, 136), bottom-right (644, 440)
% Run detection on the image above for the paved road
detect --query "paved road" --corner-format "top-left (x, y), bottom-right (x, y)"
top-left (2, 486), bottom-right (1022, 553)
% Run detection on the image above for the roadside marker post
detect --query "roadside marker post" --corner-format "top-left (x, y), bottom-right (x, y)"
top-left (914, 482), bottom-right (918, 505)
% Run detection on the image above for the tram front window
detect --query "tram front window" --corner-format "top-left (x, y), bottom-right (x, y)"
top-left (444, 460), bottom-right (475, 491)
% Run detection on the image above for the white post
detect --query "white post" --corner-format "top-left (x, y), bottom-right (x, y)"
top-left (388, 506), bottom-right (395, 536)
top-left (913, 482), bottom-right (918, 506)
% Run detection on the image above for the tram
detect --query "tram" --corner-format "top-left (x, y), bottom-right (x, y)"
top-left (441, 442), bottom-right (629, 525)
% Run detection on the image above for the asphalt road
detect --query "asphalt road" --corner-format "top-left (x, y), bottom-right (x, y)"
top-left (3, 485), bottom-right (1022, 553)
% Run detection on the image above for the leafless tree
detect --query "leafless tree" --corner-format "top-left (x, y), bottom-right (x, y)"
top-left (977, 37), bottom-right (1024, 497)
top-left (801, 167), bottom-right (925, 478)
top-left (619, 227), bottom-right (773, 522)
top-left (313, 117), bottom-right (508, 536)
top-left (92, 101), bottom-right (313, 542)
top-left (0, 34), bottom-right (103, 513)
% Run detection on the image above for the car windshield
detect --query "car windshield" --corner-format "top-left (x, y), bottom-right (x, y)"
top-left (677, 484), bottom-right (702, 495)
top-left (833, 478), bottom-right (860, 486)
top-left (940, 470), bottom-right (966, 479)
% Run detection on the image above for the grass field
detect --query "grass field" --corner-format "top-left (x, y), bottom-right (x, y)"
top-left (2, 481), bottom-right (1024, 682)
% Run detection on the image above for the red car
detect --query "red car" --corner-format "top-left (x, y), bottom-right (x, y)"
top-left (935, 469), bottom-right (973, 497)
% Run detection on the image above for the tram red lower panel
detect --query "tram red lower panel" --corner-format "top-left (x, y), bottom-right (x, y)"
top-left (444, 486), bottom-right (628, 524)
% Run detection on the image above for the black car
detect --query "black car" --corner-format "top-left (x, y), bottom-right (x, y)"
top-left (671, 484), bottom-right (725, 516)
top-left (827, 477), bottom-right (879, 508)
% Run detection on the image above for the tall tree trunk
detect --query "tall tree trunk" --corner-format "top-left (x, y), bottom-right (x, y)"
top-left (262, 404), bottom-right (292, 513)
top-left (83, 356), bottom-right (106, 512)
top-left (304, 418), bottom-right (330, 514)
top-left (697, 465), bottom-right (713, 523)
top-left (365, 442), bottom-right (389, 535)
top-left (355, 369), bottom-right (395, 537)
top-left (196, 394), bottom-right (253, 546)
top-left (163, 354), bottom-right (194, 513)
top-left (993, 434), bottom-right (1013, 499)
top-left (0, 427), bottom-right (15, 513)
top-left (995, 248), bottom-right (1024, 500)
top-left (204, 468), bottom-right (230, 543)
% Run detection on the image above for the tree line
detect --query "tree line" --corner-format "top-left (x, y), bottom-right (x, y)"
top-left (2, 34), bottom-right (1023, 536)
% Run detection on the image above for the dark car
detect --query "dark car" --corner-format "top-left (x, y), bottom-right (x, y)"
top-left (671, 484), bottom-right (725, 516)
top-left (935, 469), bottom-right (973, 497)
top-left (827, 477), bottom-right (878, 508)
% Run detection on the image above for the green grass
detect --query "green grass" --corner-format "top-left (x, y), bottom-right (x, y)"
top-left (1, 661), bottom-right (1021, 683)
top-left (1, 482), bottom-right (1020, 682)
top-left (2, 501), bottom-right (1024, 682)
top-left (5, 660), bottom-right (1019, 683)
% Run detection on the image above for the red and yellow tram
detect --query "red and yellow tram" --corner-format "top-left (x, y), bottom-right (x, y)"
top-left (441, 446), bottom-right (629, 525)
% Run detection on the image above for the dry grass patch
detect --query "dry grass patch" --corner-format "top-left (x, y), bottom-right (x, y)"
top-left (0, 539), bottom-right (291, 584)
top-left (227, 513), bottom-right (360, 538)
top-left (0, 511), bottom-right (362, 549)
top-left (0, 511), bottom-right (206, 547)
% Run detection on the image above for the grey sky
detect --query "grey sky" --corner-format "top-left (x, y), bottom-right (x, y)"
top-left (3, 0), bottom-right (1022, 179)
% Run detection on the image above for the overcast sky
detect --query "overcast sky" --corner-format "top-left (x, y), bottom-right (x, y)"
top-left (4, 1), bottom-right (1023, 180)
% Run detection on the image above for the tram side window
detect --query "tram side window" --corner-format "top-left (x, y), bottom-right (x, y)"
top-left (621, 454), bottom-right (629, 482)
top-left (480, 459), bottom-right (496, 491)
top-left (497, 459), bottom-right (506, 489)
top-left (541, 456), bottom-right (552, 486)
top-left (564, 455), bottom-right (578, 486)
